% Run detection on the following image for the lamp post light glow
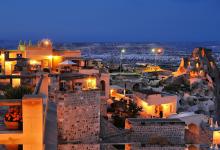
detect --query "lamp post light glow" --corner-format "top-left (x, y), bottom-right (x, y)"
top-left (44, 40), bottom-right (49, 46)
top-left (121, 48), bottom-right (126, 53)
top-left (120, 49), bottom-right (126, 75)
top-left (43, 39), bottom-right (51, 46)
top-left (151, 48), bottom-right (164, 66)
top-left (152, 48), bottom-right (157, 65)
top-left (152, 48), bottom-right (155, 53)
top-left (157, 48), bottom-right (162, 53)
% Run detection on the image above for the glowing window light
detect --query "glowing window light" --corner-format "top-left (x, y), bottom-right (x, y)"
top-left (196, 63), bottom-right (199, 68)
top-left (5, 61), bottom-right (12, 75)
top-left (110, 89), bottom-right (114, 95)
top-left (12, 73), bottom-right (21, 87)
top-left (87, 78), bottom-right (96, 89)
top-left (30, 60), bottom-right (40, 65)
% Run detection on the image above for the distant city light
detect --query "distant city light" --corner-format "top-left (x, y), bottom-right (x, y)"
top-left (152, 48), bottom-right (155, 53)
top-left (157, 49), bottom-right (162, 53)
top-left (121, 49), bottom-right (126, 53)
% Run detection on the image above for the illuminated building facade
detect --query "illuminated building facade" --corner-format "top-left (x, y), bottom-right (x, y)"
top-left (0, 39), bottom-right (81, 75)
top-left (134, 92), bottom-right (177, 118)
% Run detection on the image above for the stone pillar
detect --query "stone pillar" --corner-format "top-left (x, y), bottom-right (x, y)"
top-left (0, 95), bottom-right (44, 150)
top-left (22, 95), bottom-right (44, 150)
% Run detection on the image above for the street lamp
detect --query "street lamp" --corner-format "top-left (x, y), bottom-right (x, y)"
top-left (121, 48), bottom-right (126, 53)
top-left (120, 48), bottom-right (126, 75)
top-left (152, 48), bottom-right (157, 65)
top-left (151, 48), bottom-right (163, 65)
top-left (152, 48), bottom-right (155, 53)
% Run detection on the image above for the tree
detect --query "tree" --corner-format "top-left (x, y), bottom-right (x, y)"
top-left (112, 114), bottom-right (125, 128)
top-left (4, 86), bottom-right (33, 99)
top-left (126, 100), bottom-right (142, 118)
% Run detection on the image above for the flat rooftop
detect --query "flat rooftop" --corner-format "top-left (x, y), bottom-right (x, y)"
top-left (49, 73), bottom-right (89, 80)
top-left (127, 118), bottom-right (185, 125)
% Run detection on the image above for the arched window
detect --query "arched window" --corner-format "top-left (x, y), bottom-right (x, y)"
top-left (100, 80), bottom-right (105, 91)
top-left (100, 80), bottom-right (105, 96)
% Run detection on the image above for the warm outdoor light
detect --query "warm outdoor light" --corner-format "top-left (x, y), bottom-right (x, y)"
top-left (87, 78), bottom-right (96, 89)
top-left (48, 55), bottom-right (53, 59)
top-left (196, 63), bottom-right (199, 68)
top-left (43, 39), bottom-right (50, 46)
top-left (30, 60), bottom-right (38, 65)
top-left (1, 53), bottom-right (4, 59)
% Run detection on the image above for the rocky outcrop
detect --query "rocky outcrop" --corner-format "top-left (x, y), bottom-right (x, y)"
top-left (168, 48), bottom-right (219, 117)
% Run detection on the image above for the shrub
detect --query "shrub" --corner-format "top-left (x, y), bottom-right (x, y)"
top-left (43, 68), bottom-right (50, 73)
top-left (4, 86), bottom-right (33, 99)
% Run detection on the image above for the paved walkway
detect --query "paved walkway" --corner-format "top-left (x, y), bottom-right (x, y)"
top-left (45, 102), bottom-right (57, 150)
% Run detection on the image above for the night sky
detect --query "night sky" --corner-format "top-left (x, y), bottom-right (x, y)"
top-left (0, 0), bottom-right (220, 42)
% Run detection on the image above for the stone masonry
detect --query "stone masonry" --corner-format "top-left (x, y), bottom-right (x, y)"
top-left (58, 144), bottom-right (100, 150)
top-left (125, 144), bottom-right (185, 150)
top-left (57, 90), bottom-right (100, 144)
top-left (125, 118), bottom-right (186, 144)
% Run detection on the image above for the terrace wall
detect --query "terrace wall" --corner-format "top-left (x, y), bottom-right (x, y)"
top-left (125, 119), bottom-right (185, 144)
top-left (57, 90), bottom-right (100, 144)
top-left (58, 144), bottom-right (100, 150)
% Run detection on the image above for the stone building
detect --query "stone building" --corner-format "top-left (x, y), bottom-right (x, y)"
top-left (49, 73), bottom-right (101, 144)
top-left (125, 144), bottom-right (185, 150)
top-left (0, 39), bottom-right (81, 75)
top-left (125, 118), bottom-right (186, 145)
top-left (134, 92), bottom-right (177, 118)
top-left (58, 144), bottom-right (100, 150)
top-left (57, 90), bottom-right (100, 143)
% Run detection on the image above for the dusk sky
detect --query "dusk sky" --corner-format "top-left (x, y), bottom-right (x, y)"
top-left (0, 0), bottom-right (220, 42)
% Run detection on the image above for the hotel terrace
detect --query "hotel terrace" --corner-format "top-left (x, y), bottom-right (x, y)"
top-left (0, 39), bottom-right (80, 75)
top-left (0, 39), bottom-right (109, 95)
top-left (0, 39), bottom-right (110, 149)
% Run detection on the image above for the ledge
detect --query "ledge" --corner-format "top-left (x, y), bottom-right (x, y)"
top-left (0, 99), bottom-right (21, 106)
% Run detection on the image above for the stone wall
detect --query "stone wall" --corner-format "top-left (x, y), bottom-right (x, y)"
top-left (100, 98), bottom-right (107, 116)
top-left (125, 119), bottom-right (185, 145)
top-left (57, 90), bottom-right (100, 144)
top-left (125, 144), bottom-right (185, 150)
top-left (58, 144), bottom-right (100, 150)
